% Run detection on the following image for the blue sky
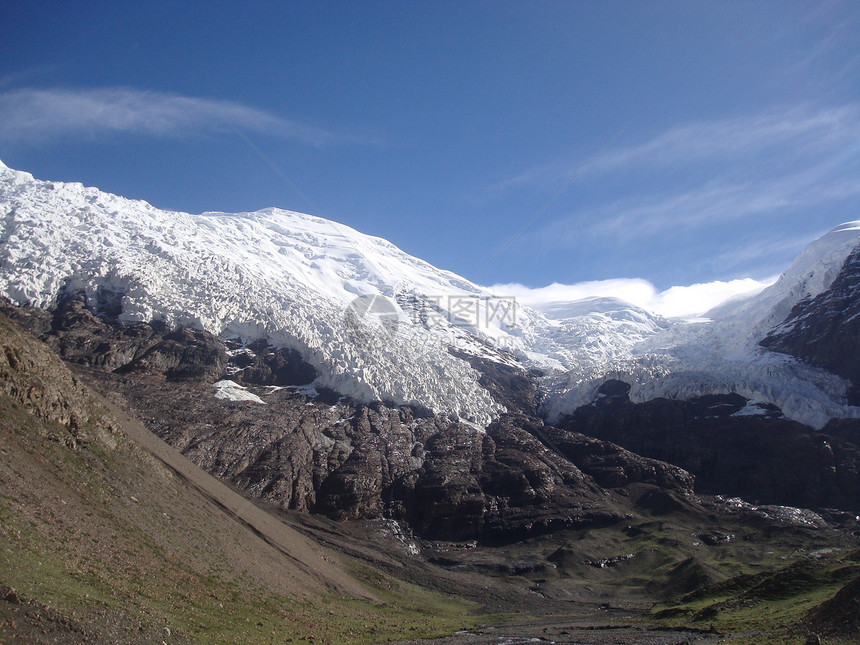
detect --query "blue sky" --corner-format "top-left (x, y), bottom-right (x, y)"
top-left (1, 1), bottom-right (859, 314)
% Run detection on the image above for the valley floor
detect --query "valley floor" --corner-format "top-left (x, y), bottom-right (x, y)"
top-left (392, 621), bottom-right (723, 645)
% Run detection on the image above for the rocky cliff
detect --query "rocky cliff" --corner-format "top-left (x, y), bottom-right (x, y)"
top-left (3, 296), bottom-right (696, 543)
top-left (559, 380), bottom-right (860, 512)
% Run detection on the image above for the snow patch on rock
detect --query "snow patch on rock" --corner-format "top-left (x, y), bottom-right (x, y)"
top-left (213, 380), bottom-right (266, 404)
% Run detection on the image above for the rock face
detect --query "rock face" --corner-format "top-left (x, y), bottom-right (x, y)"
top-left (806, 571), bottom-right (860, 638)
top-left (397, 414), bottom-right (693, 542)
top-left (3, 297), bottom-right (696, 543)
top-left (560, 380), bottom-right (860, 512)
top-left (449, 350), bottom-right (542, 416)
top-left (761, 244), bottom-right (860, 405)
top-left (7, 290), bottom-right (860, 542)
top-left (90, 371), bottom-right (694, 543)
top-left (2, 291), bottom-right (316, 387)
top-left (0, 309), bottom-right (117, 449)
top-left (4, 290), bottom-right (228, 381)
top-left (226, 338), bottom-right (317, 387)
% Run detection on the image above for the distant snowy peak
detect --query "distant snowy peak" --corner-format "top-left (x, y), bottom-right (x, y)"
top-left (539, 221), bottom-right (860, 429)
top-left (760, 243), bottom-right (860, 405)
top-left (712, 220), bottom-right (860, 334)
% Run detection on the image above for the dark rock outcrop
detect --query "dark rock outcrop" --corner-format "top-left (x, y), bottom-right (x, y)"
top-left (3, 291), bottom-right (228, 381)
top-left (806, 571), bottom-right (860, 638)
top-left (227, 338), bottom-right (317, 387)
top-left (0, 310), bottom-right (119, 449)
top-left (1, 292), bottom-right (317, 386)
top-left (118, 327), bottom-right (227, 380)
top-left (450, 350), bottom-right (542, 416)
top-left (93, 367), bottom-right (692, 542)
top-left (559, 381), bottom-right (860, 512)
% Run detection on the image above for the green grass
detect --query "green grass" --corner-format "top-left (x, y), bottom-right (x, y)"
top-left (647, 548), bottom-right (860, 643)
top-left (1, 537), bottom-right (481, 644)
top-left (0, 390), bottom-right (488, 644)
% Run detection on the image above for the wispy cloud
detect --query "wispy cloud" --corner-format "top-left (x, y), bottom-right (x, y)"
top-left (707, 230), bottom-right (833, 278)
top-left (495, 104), bottom-right (860, 192)
top-left (491, 276), bottom-right (775, 319)
top-left (0, 65), bottom-right (63, 90)
top-left (480, 103), bottom-right (860, 290)
top-left (777, 3), bottom-right (860, 89)
top-left (595, 105), bottom-right (860, 171)
top-left (559, 155), bottom-right (860, 245)
top-left (498, 104), bottom-right (860, 272)
top-left (0, 87), bottom-right (358, 146)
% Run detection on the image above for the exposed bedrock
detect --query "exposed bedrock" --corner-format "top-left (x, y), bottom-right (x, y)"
top-left (559, 380), bottom-right (860, 513)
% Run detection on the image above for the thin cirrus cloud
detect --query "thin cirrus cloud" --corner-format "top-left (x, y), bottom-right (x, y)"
top-left (495, 104), bottom-right (860, 193)
top-left (490, 276), bottom-right (775, 319)
top-left (505, 104), bottom-right (860, 272)
top-left (557, 156), bottom-right (860, 246)
top-left (593, 104), bottom-right (860, 172)
top-left (0, 87), bottom-right (355, 146)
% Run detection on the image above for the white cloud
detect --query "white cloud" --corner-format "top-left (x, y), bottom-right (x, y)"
top-left (492, 278), bottom-right (656, 310)
top-left (652, 278), bottom-right (775, 318)
top-left (0, 87), bottom-right (351, 146)
top-left (490, 276), bottom-right (775, 319)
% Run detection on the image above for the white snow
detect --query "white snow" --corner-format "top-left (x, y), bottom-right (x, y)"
top-left (732, 400), bottom-right (771, 417)
top-left (289, 384), bottom-right (320, 398)
top-left (539, 220), bottom-right (860, 429)
top-left (1, 161), bottom-right (859, 429)
top-left (213, 380), bottom-right (266, 404)
top-left (0, 162), bottom-right (505, 424)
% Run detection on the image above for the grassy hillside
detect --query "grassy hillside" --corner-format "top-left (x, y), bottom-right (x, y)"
top-left (649, 546), bottom-right (860, 644)
top-left (0, 312), bottom-right (477, 644)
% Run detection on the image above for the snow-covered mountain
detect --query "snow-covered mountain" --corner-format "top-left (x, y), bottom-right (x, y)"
top-left (540, 221), bottom-right (860, 429)
top-left (1, 160), bottom-right (859, 428)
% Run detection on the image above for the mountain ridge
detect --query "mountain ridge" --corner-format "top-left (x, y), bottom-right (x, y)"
top-left (1, 161), bottom-right (859, 430)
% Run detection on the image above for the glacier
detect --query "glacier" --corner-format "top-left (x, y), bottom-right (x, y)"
top-left (1, 159), bottom-right (859, 429)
